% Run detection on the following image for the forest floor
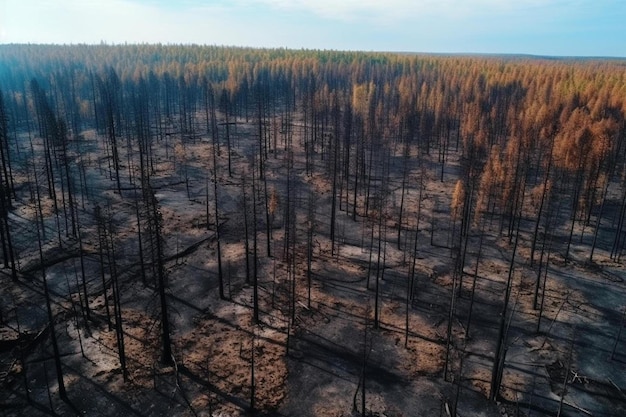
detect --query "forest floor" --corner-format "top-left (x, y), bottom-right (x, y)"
top-left (1, 116), bottom-right (626, 417)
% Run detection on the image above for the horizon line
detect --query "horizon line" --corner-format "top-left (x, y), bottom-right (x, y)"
top-left (1, 42), bottom-right (625, 61)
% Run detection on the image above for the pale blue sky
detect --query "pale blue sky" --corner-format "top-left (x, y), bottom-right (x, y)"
top-left (1, 0), bottom-right (625, 57)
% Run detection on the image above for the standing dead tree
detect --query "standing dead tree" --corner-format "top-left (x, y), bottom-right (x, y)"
top-left (148, 189), bottom-right (174, 365)
top-left (96, 68), bottom-right (123, 194)
top-left (0, 89), bottom-right (16, 280)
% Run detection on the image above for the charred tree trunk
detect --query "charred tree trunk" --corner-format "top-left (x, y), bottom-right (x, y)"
top-left (210, 97), bottom-right (226, 300)
top-left (34, 161), bottom-right (68, 403)
top-left (148, 191), bottom-right (173, 365)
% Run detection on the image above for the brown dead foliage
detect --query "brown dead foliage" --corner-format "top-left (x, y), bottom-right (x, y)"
top-left (97, 307), bottom-right (162, 388)
top-left (179, 305), bottom-right (288, 415)
top-left (402, 339), bottom-right (445, 376)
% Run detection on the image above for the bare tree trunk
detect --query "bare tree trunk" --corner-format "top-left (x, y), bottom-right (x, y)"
top-left (211, 113), bottom-right (226, 300)
top-left (307, 192), bottom-right (315, 309)
top-left (34, 167), bottom-right (68, 402)
top-left (106, 217), bottom-right (128, 381)
top-left (252, 157), bottom-right (259, 323)
top-left (149, 191), bottom-right (173, 365)
top-left (490, 229), bottom-right (520, 401)
top-left (249, 332), bottom-right (256, 413)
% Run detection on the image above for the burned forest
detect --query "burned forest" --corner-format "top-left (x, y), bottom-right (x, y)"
top-left (1, 45), bottom-right (626, 416)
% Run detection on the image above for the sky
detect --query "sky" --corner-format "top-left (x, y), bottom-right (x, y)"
top-left (1, 0), bottom-right (625, 57)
